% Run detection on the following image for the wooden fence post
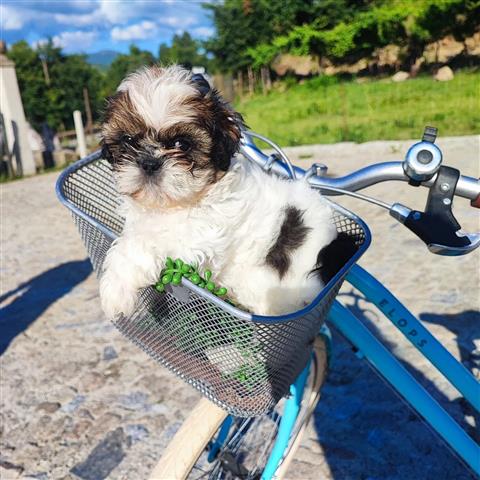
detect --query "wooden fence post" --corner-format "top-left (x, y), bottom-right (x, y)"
top-left (260, 66), bottom-right (272, 94)
top-left (237, 71), bottom-right (244, 98)
top-left (73, 110), bottom-right (87, 158)
top-left (247, 66), bottom-right (254, 95)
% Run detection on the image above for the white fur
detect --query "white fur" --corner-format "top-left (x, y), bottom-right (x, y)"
top-left (100, 159), bottom-right (337, 319)
top-left (118, 65), bottom-right (198, 129)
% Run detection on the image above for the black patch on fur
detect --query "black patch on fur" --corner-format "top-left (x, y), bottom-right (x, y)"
top-left (207, 89), bottom-right (245, 172)
top-left (266, 206), bottom-right (311, 279)
top-left (313, 233), bottom-right (358, 284)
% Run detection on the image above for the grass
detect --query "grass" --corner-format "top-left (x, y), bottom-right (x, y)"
top-left (235, 70), bottom-right (480, 146)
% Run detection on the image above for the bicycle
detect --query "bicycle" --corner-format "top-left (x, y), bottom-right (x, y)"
top-left (56, 126), bottom-right (480, 479)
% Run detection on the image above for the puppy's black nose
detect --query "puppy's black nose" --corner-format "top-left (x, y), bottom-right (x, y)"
top-left (138, 156), bottom-right (161, 175)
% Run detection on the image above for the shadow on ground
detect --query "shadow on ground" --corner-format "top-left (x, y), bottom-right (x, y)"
top-left (419, 310), bottom-right (480, 377)
top-left (311, 289), bottom-right (478, 479)
top-left (0, 259), bottom-right (92, 355)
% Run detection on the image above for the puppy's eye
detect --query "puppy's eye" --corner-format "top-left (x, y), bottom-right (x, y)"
top-left (166, 138), bottom-right (191, 152)
top-left (122, 134), bottom-right (135, 145)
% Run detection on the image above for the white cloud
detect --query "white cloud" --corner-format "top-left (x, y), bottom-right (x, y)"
top-left (1, 5), bottom-right (28, 30)
top-left (54, 0), bottom-right (139, 27)
top-left (54, 10), bottom-right (103, 27)
top-left (31, 38), bottom-right (48, 50)
top-left (99, 0), bottom-right (142, 24)
top-left (52, 30), bottom-right (99, 52)
top-left (111, 21), bottom-right (158, 41)
top-left (158, 15), bottom-right (197, 28)
top-left (192, 26), bottom-right (214, 38)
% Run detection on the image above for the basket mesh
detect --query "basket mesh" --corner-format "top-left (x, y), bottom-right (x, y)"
top-left (59, 156), bottom-right (368, 416)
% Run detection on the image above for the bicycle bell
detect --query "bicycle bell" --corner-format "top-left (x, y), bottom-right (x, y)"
top-left (403, 126), bottom-right (442, 182)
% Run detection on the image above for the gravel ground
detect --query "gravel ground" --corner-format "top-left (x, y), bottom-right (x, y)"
top-left (1, 135), bottom-right (479, 480)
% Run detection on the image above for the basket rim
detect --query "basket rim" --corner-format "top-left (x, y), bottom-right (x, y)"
top-left (56, 150), bottom-right (371, 324)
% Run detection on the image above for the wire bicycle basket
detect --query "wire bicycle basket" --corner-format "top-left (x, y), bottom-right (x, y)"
top-left (56, 148), bottom-right (370, 417)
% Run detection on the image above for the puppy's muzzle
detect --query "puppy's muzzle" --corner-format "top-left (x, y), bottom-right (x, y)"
top-left (138, 155), bottom-right (162, 175)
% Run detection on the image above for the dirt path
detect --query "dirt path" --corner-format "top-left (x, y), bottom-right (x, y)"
top-left (1, 135), bottom-right (479, 479)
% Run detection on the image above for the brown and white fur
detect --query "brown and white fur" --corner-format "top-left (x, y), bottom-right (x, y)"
top-left (99, 65), bottom-right (354, 318)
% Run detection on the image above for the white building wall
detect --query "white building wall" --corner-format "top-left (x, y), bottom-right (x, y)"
top-left (0, 54), bottom-right (35, 175)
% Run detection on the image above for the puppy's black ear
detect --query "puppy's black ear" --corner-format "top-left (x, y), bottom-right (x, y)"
top-left (191, 74), bottom-right (211, 96)
top-left (100, 139), bottom-right (114, 164)
top-left (209, 90), bottom-right (246, 171)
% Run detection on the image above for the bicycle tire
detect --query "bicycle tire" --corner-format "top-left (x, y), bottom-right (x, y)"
top-left (149, 336), bottom-right (328, 480)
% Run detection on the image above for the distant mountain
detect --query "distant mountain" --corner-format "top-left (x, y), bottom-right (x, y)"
top-left (87, 50), bottom-right (119, 69)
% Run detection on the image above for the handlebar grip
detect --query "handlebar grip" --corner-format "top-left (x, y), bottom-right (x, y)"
top-left (471, 189), bottom-right (480, 209)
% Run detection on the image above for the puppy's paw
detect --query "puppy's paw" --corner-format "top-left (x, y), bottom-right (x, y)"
top-left (99, 276), bottom-right (138, 320)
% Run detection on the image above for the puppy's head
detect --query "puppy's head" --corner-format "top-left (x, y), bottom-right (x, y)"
top-left (101, 65), bottom-right (244, 208)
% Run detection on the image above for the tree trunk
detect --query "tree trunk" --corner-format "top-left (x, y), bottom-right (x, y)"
top-left (237, 71), bottom-right (244, 98)
top-left (83, 87), bottom-right (93, 136)
top-left (247, 66), bottom-right (254, 95)
top-left (266, 67), bottom-right (272, 91)
top-left (260, 67), bottom-right (267, 94)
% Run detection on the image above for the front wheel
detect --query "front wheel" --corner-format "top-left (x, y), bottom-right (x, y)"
top-left (150, 335), bottom-right (328, 480)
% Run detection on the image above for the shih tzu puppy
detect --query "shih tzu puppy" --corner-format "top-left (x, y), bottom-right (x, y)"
top-left (99, 65), bottom-right (355, 319)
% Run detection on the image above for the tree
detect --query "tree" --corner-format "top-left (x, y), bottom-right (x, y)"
top-left (7, 40), bottom-right (103, 131)
top-left (206, 0), bottom-right (480, 73)
top-left (313, 0), bottom-right (480, 67)
top-left (203, 0), bottom-right (277, 73)
top-left (158, 32), bottom-right (208, 69)
top-left (203, 0), bottom-right (371, 72)
top-left (104, 45), bottom-right (156, 94)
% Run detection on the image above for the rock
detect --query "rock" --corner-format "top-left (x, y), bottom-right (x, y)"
top-left (88, 412), bottom-right (122, 438)
top-left (133, 373), bottom-right (166, 398)
top-left (323, 57), bottom-right (369, 76)
top-left (116, 391), bottom-right (149, 411)
top-left (424, 35), bottom-right (464, 63)
top-left (465, 32), bottom-right (480, 56)
top-left (78, 372), bottom-right (105, 392)
top-left (272, 54), bottom-right (321, 77)
top-left (102, 345), bottom-right (117, 361)
top-left (36, 402), bottom-right (61, 414)
top-left (125, 424), bottom-right (149, 444)
top-left (430, 290), bottom-right (458, 304)
top-left (24, 474), bottom-right (48, 480)
top-left (392, 71), bottom-right (409, 82)
top-left (0, 460), bottom-right (24, 477)
top-left (434, 66), bottom-right (454, 82)
top-left (62, 419), bottom-right (93, 442)
top-left (373, 44), bottom-right (402, 68)
top-left (61, 394), bottom-right (86, 414)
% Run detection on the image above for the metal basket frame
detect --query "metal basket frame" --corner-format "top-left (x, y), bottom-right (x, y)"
top-left (56, 150), bottom-right (371, 416)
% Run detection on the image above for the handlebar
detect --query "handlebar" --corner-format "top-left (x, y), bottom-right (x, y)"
top-left (240, 133), bottom-right (480, 202)
top-left (239, 129), bottom-right (480, 256)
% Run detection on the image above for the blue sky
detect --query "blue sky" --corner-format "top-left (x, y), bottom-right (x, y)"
top-left (1, 0), bottom-right (214, 55)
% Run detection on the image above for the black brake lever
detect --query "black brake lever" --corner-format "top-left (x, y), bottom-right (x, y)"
top-left (390, 166), bottom-right (480, 256)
